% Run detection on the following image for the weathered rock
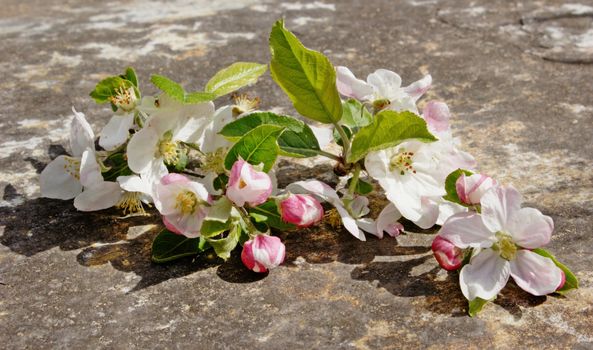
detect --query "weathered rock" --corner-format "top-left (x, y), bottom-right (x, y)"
top-left (1, 0), bottom-right (592, 348)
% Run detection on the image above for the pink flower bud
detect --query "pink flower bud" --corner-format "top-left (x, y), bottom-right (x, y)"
top-left (556, 270), bottom-right (566, 291)
top-left (432, 235), bottom-right (463, 271)
top-left (226, 159), bottom-right (272, 207)
top-left (241, 235), bottom-right (286, 273)
top-left (280, 193), bottom-right (324, 227)
top-left (455, 173), bottom-right (496, 205)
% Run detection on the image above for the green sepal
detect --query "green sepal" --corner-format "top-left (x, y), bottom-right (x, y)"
top-left (348, 110), bottom-right (437, 163)
top-left (150, 74), bottom-right (216, 104)
top-left (205, 62), bottom-right (267, 97)
top-left (224, 124), bottom-right (285, 172)
top-left (442, 169), bottom-right (475, 206)
top-left (340, 99), bottom-right (372, 131)
top-left (532, 248), bottom-right (579, 294)
top-left (206, 224), bottom-right (241, 260)
top-left (151, 229), bottom-right (210, 263)
top-left (468, 297), bottom-right (491, 317)
top-left (121, 67), bottom-right (139, 88)
top-left (220, 112), bottom-right (321, 158)
top-left (269, 20), bottom-right (342, 124)
top-left (90, 76), bottom-right (133, 104)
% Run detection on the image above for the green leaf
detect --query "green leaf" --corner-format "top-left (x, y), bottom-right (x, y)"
top-left (442, 169), bottom-right (475, 205)
top-left (347, 178), bottom-right (373, 195)
top-left (213, 174), bottom-right (229, 192)
top-left (269, 20), bottom-right (342, 124)
top-left (348, 110), bottom-right (438, 163)
top-left (532, 248), bottom-right (579, 294)
top-left (205, 62), bottom-right (267, 97)
top-left (468, 297), bottom-right (490, 317)
top-left (249, 200), bottom-right (296, 231)
top-left (121, 67), bottom-right (138, 88)
top-left (151, 229), bottom-right (208, 263)
top-left (150, 74), bottom-right (216, 104)
top-left (220, 112), bottom-right (321, 158)
top-left (206, 225), bottom-right (241, 260)
top-left (201, 220), bottom-right (233, 238)
top-left (341, 99), bottom-right (372, 131)
top-left (224, 124), bottom-right (285, 172)
top-left (90, 76), bottom-right (132, 104)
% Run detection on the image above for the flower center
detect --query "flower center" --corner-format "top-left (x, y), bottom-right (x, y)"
top-left (117, 192), bottom-right (146, 215)
top-left (493, 232), bottom-right (517, 261)
top-left (200, 148), bottom-right (226, 174)
top-left (232, 93), bottom-right (260, 117)
top-left (109, 86), bottom-right (137, 112)
top-left (63, 156), bottom-right (81, 180)
top-left (389, 150), bottom-right (416, 176)
top-left (175, 190), bottom-right (198, 214)
top-left (325, 208), bottom-right (342, 228)
top-left (372, 98), bottom-right (391, 113)
top-left (157, 131), bottom-right (181, 165)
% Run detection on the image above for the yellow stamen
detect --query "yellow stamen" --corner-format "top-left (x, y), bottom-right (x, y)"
top-left (117, 192), bottom-right (145, 215)
top-left (232, 93), bottom-right (260, 117)
top-left (494, 232), bottom-right (517, 261)
top-left (175, 190), bottom-right (198, 214)
top-left (389, 150), bottom-right (416, 176)
top-left (325, 208), bottom-right (342, 229)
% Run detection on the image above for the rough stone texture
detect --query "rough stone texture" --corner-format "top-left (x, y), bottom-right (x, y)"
top-left (1, 0), bottom-right (592, 348)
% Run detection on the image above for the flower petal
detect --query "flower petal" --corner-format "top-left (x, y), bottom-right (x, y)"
top-left (480, 185), bottom-right (522, 233)
top-left (422, 101), bottom-right (450, 133)
top-left (79, 149), bottom-right (104, 188)
top-left (376, 203), bottom-right (404, 238)
top-left (439, 211), bottom-right (496, 248)
top-left (99, 113), bottom-right (135, 151)
top-left (459, 249), bottom-right (511, 301)
top-left (403, 74), bottom-right (432, 102)
top-left (69, 107), bottom-right (95, 157)
top-left (309, 125), bottom-right (333, 150)
top-left (367, 69), bottom-right (402, 101)
top-left (506, 207), bottom-right (554, 249)
top-left (74, 182), bottom-right (122, 211)
top-left (510, 250), bottom-right (563, 296)
top-left (335, 66), bottom-right (374, 100)
top-left (286, 180), bottom-right (340, 203)
top-left (335, 204), bottom-right (366, 241)
top-left (40, 155), bottom-right (82, 199)
top-left (414, 197), bottom-right (440, 229)
top-left (127, 125), bottom-right (159, 173)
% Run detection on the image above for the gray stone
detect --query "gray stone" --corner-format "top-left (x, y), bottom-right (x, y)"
top-left (1, 0), bottom-right (592, 348)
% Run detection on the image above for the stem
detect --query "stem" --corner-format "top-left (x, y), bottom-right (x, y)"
top-left (334, 123), bottom-right (351, 162)
top-left (238, 206), bottom-right (260, 237)
top-left (316, 150), bottom-right (341, 162)
top-left (348, 163), bottom-right (361, 196)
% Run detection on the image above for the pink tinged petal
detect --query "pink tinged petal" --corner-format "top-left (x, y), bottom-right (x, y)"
top-left (69, 107), bottom-right (95, 157)
top-left (459, 249), bottom-right (511, 301)
top-left (557, 270), bottom-right (566, 291)
top-left (335, 66), bottom-right (374, 100)
top-left (367, 69), bottom-right (403, 101)
top-left (350, 196), bottom-right (370, 218)
top-left (79, 149), bottom-right (103, 188)
top-left (432, 236), bottom-right (463, 271)
top-left (403, 74), bottom-right (432, 102)
top-left (74, 182), bottom-right (122, 212)
top-left (40, 155), bottom-right (83, 200)
top-left (99, 113), bottom-right (135, 151)
top-left (422, 101), bottom-right (450, 133)
top-left (436, 200), bottom-right (467, 226)
top-left (510, 250), bottom-right (563, 296)
top-left (242, 235), bottom-right (285, 273)
top-left (226, 160), bottom-right (272, 207)
top-left (376, 203), bottom-right (403, 238)
top-left (506, 207), bottom-right (554, 249)
top-left (127, 125), bottom-right (160, 173)
top-left (480, 185), bottom-right (523, 233)
top-left (173, 101), bottom-right (216, 143)
top-left (280, 194), bottom-right (324, 227)
top-left (456, 173), bottom-right (497, 205)
top-left (161, 173), bottom-right (190, 185)
top-left (439, 211), bottom-right (496, 248)
top-left (162, 216), bottom-right (183, 235)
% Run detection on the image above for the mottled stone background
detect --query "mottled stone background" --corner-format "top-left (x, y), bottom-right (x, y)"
top-left (1, 0), bottom-right (592, 348)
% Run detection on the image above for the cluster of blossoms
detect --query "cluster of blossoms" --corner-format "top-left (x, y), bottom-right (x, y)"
top-left (39, 20), bottom-right (576, 315)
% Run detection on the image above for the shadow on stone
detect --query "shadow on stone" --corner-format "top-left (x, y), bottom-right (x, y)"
top-left (216, 251), bottom-right (268, 283)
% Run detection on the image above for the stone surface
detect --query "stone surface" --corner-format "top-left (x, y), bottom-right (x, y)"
top-left (1, 0), bottom-right (593, 348)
